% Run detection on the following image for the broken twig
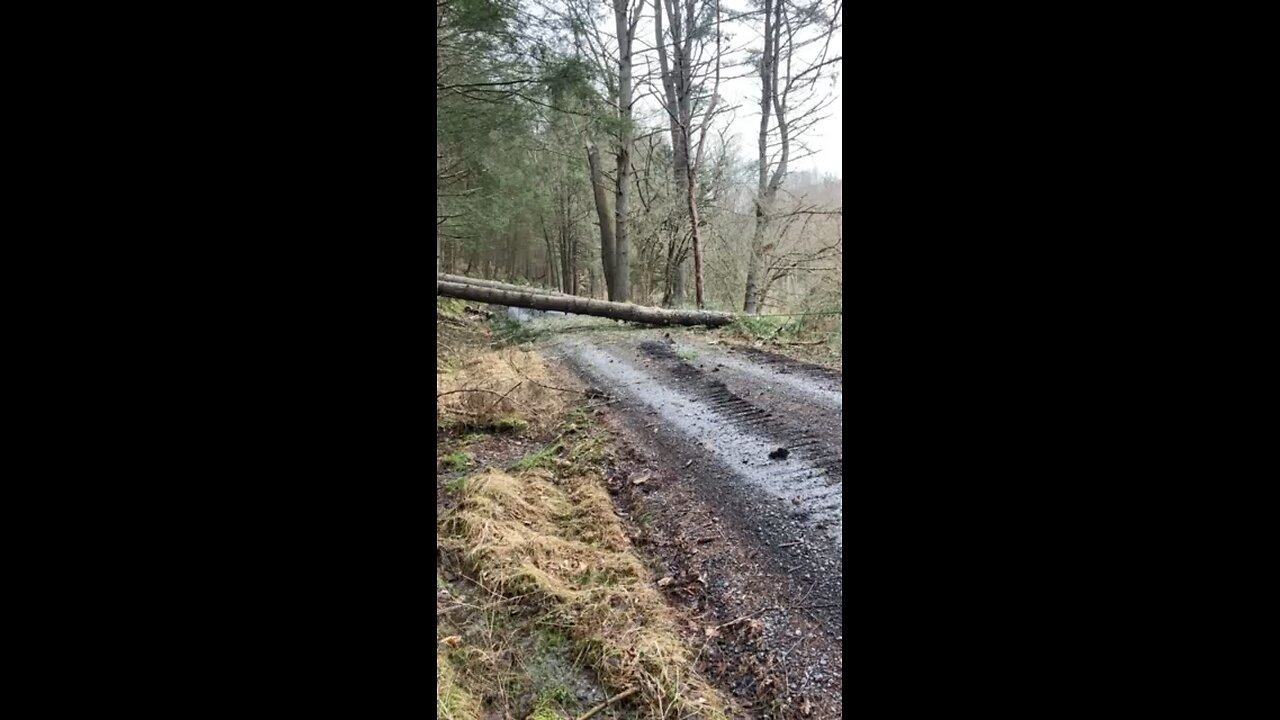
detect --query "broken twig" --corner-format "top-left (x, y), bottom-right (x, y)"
top-left (484, 381), bottom-right (523, 413)
top-left (576, 687), bottom-right (639, 720)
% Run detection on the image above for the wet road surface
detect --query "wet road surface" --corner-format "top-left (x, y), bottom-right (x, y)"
top-left (550, 331), bottom-right (844, 718)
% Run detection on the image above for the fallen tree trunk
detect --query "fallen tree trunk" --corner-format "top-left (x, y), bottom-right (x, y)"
top-left (436, 280), bottom-right (735, 327)
top-left (438, 274), bottom-right (566, 296)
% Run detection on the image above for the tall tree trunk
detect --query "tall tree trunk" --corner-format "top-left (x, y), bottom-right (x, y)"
top-left (436, 161), bottom-right (442, 276)
top-left (436, 8), bottom-right (444, 279)
top-left (524, 225), bottom-right (532, 282)
top-left (655, 0), bottom-right (688, 203)
top-left (744, 0), bottom-right (782, 314)
top-left (662, 236), bottom-right (685, 307)
top-left (657, 0), bottom-right (717, 309)
top-left (655, 0), bottom-right (689, 308)
top-left (569, 228), bottom-right (579, 295)
top-left (613, 0), bottom-right (635, 303)
top-left (686, 174), bottom-right (705, 308)
top-left (558, 187), bottom-right (572, 295)
top-left (506, 227), bottom-right (516, 282)
top-left (686, 0), bottom-right (721, 310)
top-left (586, 141), bottom-right (616, 299)
top-left (674, 256), bottom-right (687, 306)
top-left (540, 213), bottom-right (560, 289)
top-left (561, 224), bottom-right (574, 295)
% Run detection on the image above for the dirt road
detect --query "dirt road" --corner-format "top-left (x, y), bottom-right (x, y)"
top-left (551, 330), bottom-right (844, 718)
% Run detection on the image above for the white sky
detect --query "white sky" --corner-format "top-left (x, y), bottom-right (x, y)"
top-left (626, 2), bottom-right (842, 180)
top-left (718, 26), bottom-right (841, 178)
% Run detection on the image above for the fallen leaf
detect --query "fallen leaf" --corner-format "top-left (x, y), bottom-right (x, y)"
top-left (632, 475), bottom-right (649, 485)
top-left (443, 636), bottom-right (462, 648)
top-left (657, 576), bottom-right (674, 587)
top-left (705, 626), bottom-right (721, 638)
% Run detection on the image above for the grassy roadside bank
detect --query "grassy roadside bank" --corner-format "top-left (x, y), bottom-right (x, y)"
top-left (437, 302), bottom-right (731, 719)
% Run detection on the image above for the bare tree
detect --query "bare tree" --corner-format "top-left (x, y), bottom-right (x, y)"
top-left (653, 0), bottom-right (728, 309)
top-left (743, 0), bottom-right (839, 313)
top-left (757, 199), bottom-right (841, 307)
top-left (561, 0), bottom-right (643, 302)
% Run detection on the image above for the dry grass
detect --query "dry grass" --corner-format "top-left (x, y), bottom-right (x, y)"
top-left (437, 347), bottom-right (574, 432)
top-left (440, 467), bottom-right (728, 720)
top-left (437, 303), bottom-right (728, 718)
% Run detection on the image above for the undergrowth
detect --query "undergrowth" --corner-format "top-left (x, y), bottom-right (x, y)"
top-left (439, 465), bottom-right (728, 720)
top-left (723, 309), bottom-right (842, 368)
top-left (442, 451), bottom-right (473, 471)
top-left (436, 345), bottom-right (566, 433)
top-left (508, 440), bottom-right (564, 471)
top-left (437, 303), bottom-right (731, 719)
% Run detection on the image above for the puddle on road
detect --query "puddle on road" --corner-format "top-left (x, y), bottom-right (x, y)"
top-left (559, 341), bottom-right (842, 547)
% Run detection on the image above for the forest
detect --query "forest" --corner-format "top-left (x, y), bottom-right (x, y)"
top-left (438, 0), bottom-right (841, 320)
top-left (437, 3), bottom-right (843, 718)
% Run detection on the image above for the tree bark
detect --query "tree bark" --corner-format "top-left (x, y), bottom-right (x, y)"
top-left (586, 141), bottom-right (616, 299)
top-left (743, 0), bottom-right (774, 314)
top-left (563, 223), bottom-right (575, 295)
top-left (437, 280), bottom-right (734, 327)
top-left (540, 217), bottom-right (559, 292)
top-left (686, 174), bottom-right (705, 308)
top-left (655, 0), bottom-right (690, 309)
top-left (744, 0), bottom-right (787, 315)
top-left (569, 231), bottom-right (579, 295)
top-left (654, 0), bottom-right (688, 199)
top-left (613, 0), bottom-right (635, 303)
top-left (439, 274), bottom-right (567, 295)
top-left (671, 253), bottom-right (686, 306)
top-left (687, 0), bottom-right (721, 310)
top-left (436, 182), bottom-right (442, 276)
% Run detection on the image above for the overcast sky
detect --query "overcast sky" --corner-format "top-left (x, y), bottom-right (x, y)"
top-left (626, 2), bottom-right (843, 180)
top-left (718, 25), bottom-right (841, 179)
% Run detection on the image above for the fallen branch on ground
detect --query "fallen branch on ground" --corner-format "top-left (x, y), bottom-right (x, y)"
top-left (484, 381), bottom-right (523, 413)
top-left (436, 388), bottom-right (511, 399)
top-left (772, 339), bottom-right (827, 346)
top-left (575, 687), bottom-right (638, 720)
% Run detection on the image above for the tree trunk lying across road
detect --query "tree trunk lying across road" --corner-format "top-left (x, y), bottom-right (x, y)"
top-left (438, 274), bottom-right (566, 295)
top-left (436, 280), bottom-right (735, 327)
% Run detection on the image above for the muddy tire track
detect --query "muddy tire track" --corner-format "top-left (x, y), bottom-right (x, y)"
top-left (643, 339), bottom-right (843, 486)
